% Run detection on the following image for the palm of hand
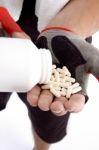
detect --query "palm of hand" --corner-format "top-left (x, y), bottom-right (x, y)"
top-left (27, 85), bottom-right (85, 116)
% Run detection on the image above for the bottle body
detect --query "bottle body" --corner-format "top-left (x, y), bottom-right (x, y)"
top-left (0, 38), bottom-right (52, 92)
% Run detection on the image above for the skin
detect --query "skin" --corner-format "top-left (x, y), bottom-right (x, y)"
top-left (27, 85), bottom-right (85, 116)
top-left (27, 0), bottom-right (99, 149)
top-left (1, 0), bottom-right (99, 149)
top-left (27, 0), bottom-right (99, 118)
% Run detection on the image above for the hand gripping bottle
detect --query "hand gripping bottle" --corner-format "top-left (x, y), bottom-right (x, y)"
top-left (0, 38), bottom-right (52, 92)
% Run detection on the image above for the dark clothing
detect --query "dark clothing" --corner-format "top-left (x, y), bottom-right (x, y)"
top-left (0, 0), bottom-right (92, 143)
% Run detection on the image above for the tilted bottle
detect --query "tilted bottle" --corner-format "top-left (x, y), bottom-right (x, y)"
top-left (0, 37), bottom-right (52, 92)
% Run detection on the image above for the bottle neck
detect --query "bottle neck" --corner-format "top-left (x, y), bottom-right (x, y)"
top-left (39, 49), bottom-right (52, 84)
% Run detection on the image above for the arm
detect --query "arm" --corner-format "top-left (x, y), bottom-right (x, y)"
top-left (38, 0), bottom-right (99, 99)
top-left (0, 6), bottom-right (30, 39)
top-left (46, 0), bottom-right (99, 38)
top-left (27, 0), bottom-right (99, 116)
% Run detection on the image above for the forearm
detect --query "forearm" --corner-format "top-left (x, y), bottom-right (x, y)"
top-left (46, 0), bottom-right (99, 38)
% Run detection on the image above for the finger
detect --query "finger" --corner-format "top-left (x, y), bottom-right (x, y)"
top-left (50, 97), bottom-right (68, 116)
top-left (27, 85), bottom-right (41, 107)
top-left (38, 90), bottom-right (54, 111)
top-left (64, 94), bottom-right (85, 113)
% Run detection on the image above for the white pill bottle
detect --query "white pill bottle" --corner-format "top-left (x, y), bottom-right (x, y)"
top-left (0, 38), bottom-right (52, 92)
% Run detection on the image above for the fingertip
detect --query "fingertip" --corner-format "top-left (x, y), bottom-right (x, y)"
top-left (27, 85), bottom-right (41, 107)
top-left (27, 94), bottom-right (39, 107)
top-left (38, 90), bottom-right (53, 111)
top-left (50, 101), bottom-right (67, 116)
top-left (38, 101), bottom-right (50, 111)
top-left (64, 100), bottom-right (72, 112)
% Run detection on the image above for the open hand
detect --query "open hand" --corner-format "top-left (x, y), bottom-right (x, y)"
top-left (27, 85), bottom-right (85, 116)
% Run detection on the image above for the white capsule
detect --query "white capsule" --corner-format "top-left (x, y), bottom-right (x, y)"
top-left (65, 76), bottom-right (75, 83)
top-left (41, 84), bottom-right (52, 90)
top-left (66, 86), bottom-right (72, 99)
top-left (52, 69), bottom-right (56, 74)
top-left (60, 78), bottom-right (65, 83)
top-left (54, 86), bottom-right (61, 91)
top-left (59, 74), bottom-right (66, 78)
top-left (60, 91), bottom-right (66, 96)
top-left (50, 75), bottom-right (55, 81)
top-left (48, 81), bottom-right (59, 87)
top-left (61, 87), bottom-right (66, 92)
top-left (57, 68), bottom-right (66, 75)
top-left (56, 68), bottom-right (62, 72)
top-left (71, 82), bottom-right (79, 89)
top-left (52, 64), bottom-right (56, 69)
top-left (54, 70), bottom-right (60, 82)
top-left (50, 87), bottom-right (61, 97)
top-left (62, 66), bottom-right (71, 76)
top-left (59, 82), bottom-right (71, 88)
top-left (71, 86), bottom-right (82, 94)
top-left (62, 66), bottom-right (69, 71)
top-left (43, 65), bottom-right (82, 98)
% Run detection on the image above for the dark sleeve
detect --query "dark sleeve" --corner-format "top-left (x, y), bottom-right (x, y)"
top-left (17, 0), bottom-right (39, 43)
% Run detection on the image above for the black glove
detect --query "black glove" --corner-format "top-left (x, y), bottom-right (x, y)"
top-left (36, 28), bottom-right (99, 102)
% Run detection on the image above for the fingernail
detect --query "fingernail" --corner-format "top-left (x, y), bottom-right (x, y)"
top-left (31, 95), bottom-right (38, 100)
top-left (52, 108), bottom-right (64, 114)
top-left (27, 95), bottom-right (38, 106)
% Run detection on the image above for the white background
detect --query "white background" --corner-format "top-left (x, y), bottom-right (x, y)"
top-left (0, 32), bottom-right (99, 150)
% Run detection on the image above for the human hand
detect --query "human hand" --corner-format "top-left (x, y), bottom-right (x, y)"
top-left (0, 6), bottom-right (30, 39)
top-left (27, 85), bottom-right (85, 116)
top-left (36, 28), bottom-right (99, 103)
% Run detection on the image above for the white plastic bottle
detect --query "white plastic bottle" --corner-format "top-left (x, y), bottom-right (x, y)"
top-left (0, 37), bottom-right (52, 92)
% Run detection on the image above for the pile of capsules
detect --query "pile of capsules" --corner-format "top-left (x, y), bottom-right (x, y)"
top-left (41, 65), bottom-right (82, 99)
